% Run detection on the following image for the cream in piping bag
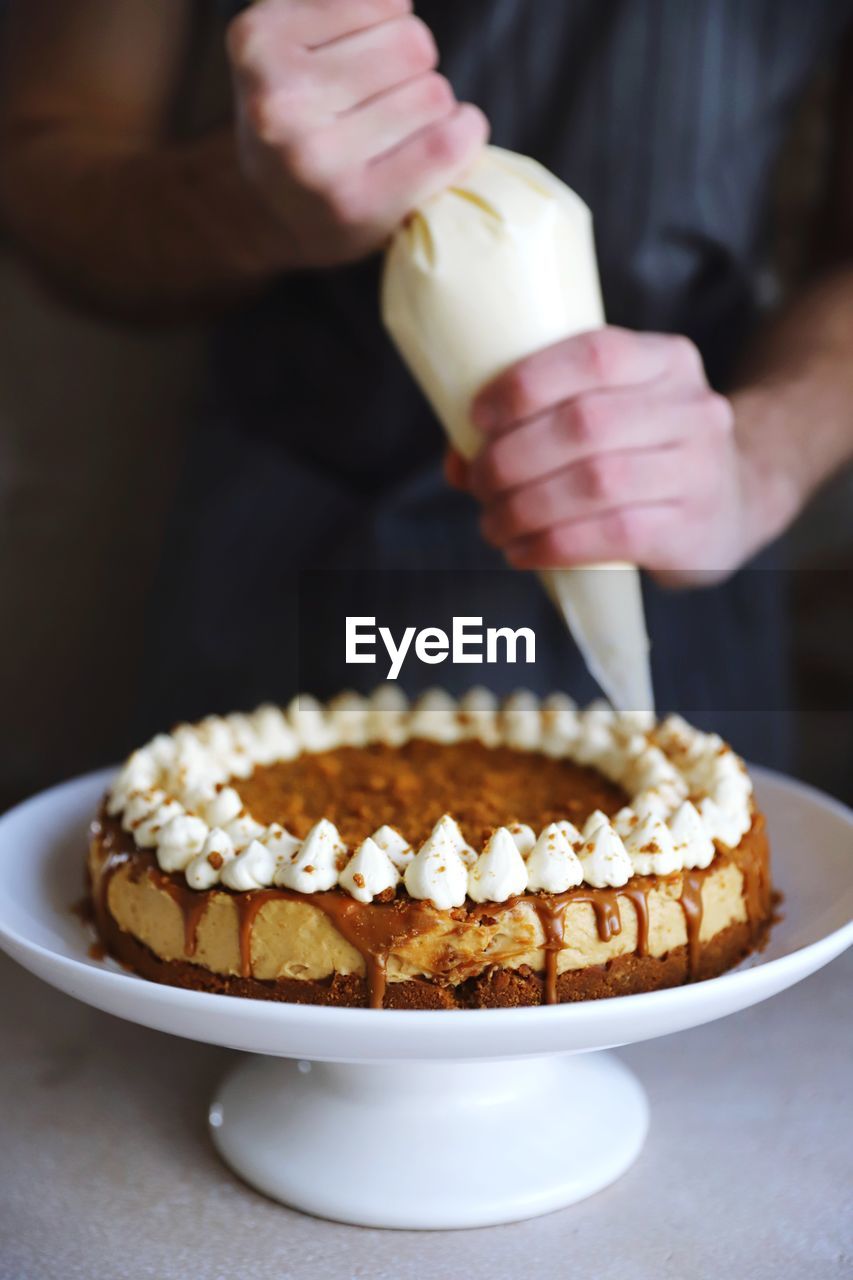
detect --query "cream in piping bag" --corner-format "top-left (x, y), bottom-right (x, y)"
top-left (381, 146), bottom-right (653, 712)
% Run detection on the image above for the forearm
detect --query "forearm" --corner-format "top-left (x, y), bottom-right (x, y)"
top-left (732, 266), bottom-right (853, 551)
top-left (0, 127), bottom-right (293, 318)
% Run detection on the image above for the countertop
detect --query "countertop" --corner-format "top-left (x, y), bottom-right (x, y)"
top-left (1, 947), bottom-right (851, 1280)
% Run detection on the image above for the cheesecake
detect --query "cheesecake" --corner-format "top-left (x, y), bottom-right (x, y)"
top-left (87, 689), bottom-right (773, 1008)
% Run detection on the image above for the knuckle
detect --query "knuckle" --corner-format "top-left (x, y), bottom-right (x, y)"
top-left (569, 395), bottom-right (602, 444)
top-left (283, 133), bottom-right (328, 187)
top-left (226, 12), bottom-right (263, 66)
top-left (504, 491), bottom-right (532, 536)
top-left (481, 444), bottom-right (513, 493)
top-left (670, 334), bottom-right (703, 377)
top-left (541, 527), bottom-right (570, 563)
top-left (603, 506), bottom-right (636, 550)
top-left (606, 504), bottom-right (666, 559)
top-left (372, 0), bottom-right (413, 14)
top-left (421, 118), bottom-right (464, 167)
top-left (582, 454), bottom-right (622, 504)
top-left (501, 365), bottom-right (537, 420)
top-left (421, 72), bottom-right (455, 113)
top-left (396, 16), bottom-right (439, 71)
top-left (325, 177), bottom-right (366, 228)
top-left (245, 90), bottom-right (288, 145)
top-left (706, 391), bottom-right (735, 431)
top-left (581, 327), bottom-right (626, 383)
top-left (457, 103), bottom-right (489, 149)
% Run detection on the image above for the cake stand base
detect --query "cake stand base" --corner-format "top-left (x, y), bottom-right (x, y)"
top-left (209, 1051), bottom-right (648, 1229)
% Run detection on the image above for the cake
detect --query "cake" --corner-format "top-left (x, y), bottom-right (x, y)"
top-left (87, 689), bottom-right (773, 1008)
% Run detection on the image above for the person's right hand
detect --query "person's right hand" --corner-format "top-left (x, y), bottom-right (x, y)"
top-left (227, 0), bottom-right (488, 267)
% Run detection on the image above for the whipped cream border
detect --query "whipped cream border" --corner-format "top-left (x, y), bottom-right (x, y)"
top-left (105, 689), bottom-right (754, 907)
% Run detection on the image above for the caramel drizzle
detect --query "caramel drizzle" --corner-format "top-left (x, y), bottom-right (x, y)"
top-left (531, 887), bottom-right (648, 1005)
top-left (91, 813), bottom-right (778, 1007)
top-left (91, 829), bottom-right (132, 921)
top-left (619, 885), bottom-right (650, 958)
top-left (154, 872), bottom-right (211, 958)
top-left (234, 890), bottom-right (281, 980)
top-left (678, 871), bottom-right (704, 978)
top-left (740, 818), bottom-right (770, 928)
top-left (233, 888), bottom-right (433, 1009)
top-left (530, 899), bottom-right (569, 1007)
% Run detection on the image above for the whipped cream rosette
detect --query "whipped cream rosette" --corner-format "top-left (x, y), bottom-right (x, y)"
top-left (106, 691), bottom-right (755, 903)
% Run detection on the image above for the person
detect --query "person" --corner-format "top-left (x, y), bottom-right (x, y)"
top-left (1, 0), bottom-right (852, 766)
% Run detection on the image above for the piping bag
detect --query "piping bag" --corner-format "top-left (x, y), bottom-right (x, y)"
top-left (381, 146), bottom-right (654, 712)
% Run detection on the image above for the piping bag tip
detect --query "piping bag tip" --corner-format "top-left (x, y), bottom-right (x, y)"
top-left (542, 565), bottom-right (655, 714)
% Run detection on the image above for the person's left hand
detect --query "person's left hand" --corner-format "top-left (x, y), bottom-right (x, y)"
top-left (445, 326), bottom-right (764, 587)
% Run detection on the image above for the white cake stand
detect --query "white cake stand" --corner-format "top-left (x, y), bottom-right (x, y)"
top-left (0, 767), bottom-right (850, 1230)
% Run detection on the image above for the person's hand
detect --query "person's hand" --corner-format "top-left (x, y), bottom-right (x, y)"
top-left (446, 327), bottom-right (775, 588)
top-left (227, 0), bottom-right (488, 268)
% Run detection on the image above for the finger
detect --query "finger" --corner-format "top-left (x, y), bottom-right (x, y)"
top-left (264, 73), bottom-right (456, 181)
top-left (505, 503), bottom-right (681, 570)
top-left (480, 446), bottom-right (687, 547)
top-left (230, 9), bottom-right (432, 131)
top-left (310, 13), bottom-right (438, 113)
top-left (231, 0), bottom-right (413, 61)
top-left (469, 387), bottom-right (728, 500)
top-left (444, 448), bottom-right (470, 489)
top-left (365, 103), bottom-right (488, 217)
top-left (326, 73), bottom-right (457, 166)
top-left (472, 328), bottom-right (706, 433)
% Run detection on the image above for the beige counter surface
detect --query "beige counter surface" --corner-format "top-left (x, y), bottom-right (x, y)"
top-left (1, 948), bottom-right (850, 1280)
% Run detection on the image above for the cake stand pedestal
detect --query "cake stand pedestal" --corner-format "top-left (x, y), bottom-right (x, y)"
top-left (0, 767), bottom-right (850, 1230)
top-left (209, 1053), bottom-right (647, 1229)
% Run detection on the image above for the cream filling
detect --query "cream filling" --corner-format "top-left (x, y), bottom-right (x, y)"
top-left (95, 849), bottom-right (748, 985)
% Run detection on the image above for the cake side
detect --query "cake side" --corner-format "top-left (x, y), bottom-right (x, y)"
top-left (88, 810), bottom-right (772, 1009)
